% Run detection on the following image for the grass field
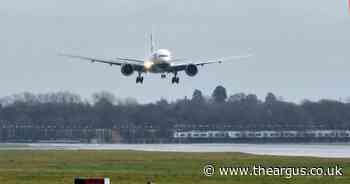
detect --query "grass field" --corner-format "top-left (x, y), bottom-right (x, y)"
top-left (0, 150), bottom-right (349, 184)
top-left (0, 143), bottom-right (29, 148)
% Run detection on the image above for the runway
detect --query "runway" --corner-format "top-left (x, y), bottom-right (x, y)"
top-left (1, 143), bottom-right (350, 158)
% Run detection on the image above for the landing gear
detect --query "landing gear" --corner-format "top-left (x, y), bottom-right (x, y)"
top-left (136, 76), bottom-right (144, 83)
top-left (161, 74), bottom-right (166, 78)
top-left (171, 72), bottom-right (179, 84)
top-left (171, 77), bottom-right (179, 84)
top-left (136, 73), bottom-right (144, 84)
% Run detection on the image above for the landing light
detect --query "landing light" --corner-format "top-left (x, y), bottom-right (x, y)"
top-left (144, 61), bottom-right (154, 70)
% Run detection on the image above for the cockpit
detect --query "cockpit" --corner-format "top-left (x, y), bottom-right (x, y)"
top-left (153, 49), bottom-right (172, 62)
top-left (158, 54), bottom-right (168, 58)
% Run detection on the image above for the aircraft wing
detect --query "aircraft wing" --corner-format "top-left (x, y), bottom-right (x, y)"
top-left (115, 57), bottom-right (144, 63)
top-left (169, 54), bottom-right (253, 71)
top-left (60, 54), bottom-right (145, 71)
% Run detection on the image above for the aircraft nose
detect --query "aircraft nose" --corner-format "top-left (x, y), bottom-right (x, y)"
top-left (159, 57), bottom-right (170, 62)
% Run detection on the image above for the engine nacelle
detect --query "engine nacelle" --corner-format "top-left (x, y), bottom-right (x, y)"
top-left (121, 64), bottom-right (134, 76)
top-left (185, 64), bottom-right (198, 77)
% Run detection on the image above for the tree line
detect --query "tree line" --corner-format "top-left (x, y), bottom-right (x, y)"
top-left (0, 86), bottom-right (349, 131)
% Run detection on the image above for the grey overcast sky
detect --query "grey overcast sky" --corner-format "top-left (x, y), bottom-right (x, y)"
top-left (0, 0), bottom-right (349, 103)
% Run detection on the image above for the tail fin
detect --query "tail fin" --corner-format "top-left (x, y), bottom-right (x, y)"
top-left (150, 33), bottom-right (155, 54)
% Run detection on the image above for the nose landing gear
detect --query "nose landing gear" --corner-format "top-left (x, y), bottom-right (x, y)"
top-left (161, 74), bottom-right (166, 78)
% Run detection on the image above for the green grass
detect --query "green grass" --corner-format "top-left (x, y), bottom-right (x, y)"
top-left (0, 150), bottom-right (349, 184)
top-left (0, 143), bottom-right (29, 148)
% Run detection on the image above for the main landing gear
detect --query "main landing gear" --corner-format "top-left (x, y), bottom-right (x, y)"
top-left (171, 72), bottom-right (179, 84)
top-left (136, 73), bottom-right (144, 84)
top-left (161, 74), bottom-right (166, 78)
top-left (136, 73), bottom-right (179, 84)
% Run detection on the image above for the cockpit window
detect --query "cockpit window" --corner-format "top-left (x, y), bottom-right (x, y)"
top-left (159, 54), bottom-right (168, 58)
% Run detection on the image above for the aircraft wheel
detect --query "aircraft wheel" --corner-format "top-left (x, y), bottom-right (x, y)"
top-left (136, 77), bottom-right (143, 84)
top-left (171, 77), bottom-right (179, 84)
top-left (176, 77), bottom-right (180, 83)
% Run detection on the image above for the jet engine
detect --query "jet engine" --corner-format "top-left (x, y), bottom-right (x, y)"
top-left (121, 64), bottom-right (134, 76)
top-left (185, 64), bottom-right (198, 77)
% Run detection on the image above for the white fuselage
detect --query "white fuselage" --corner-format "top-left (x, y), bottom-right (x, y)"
top-left (144, 49), bottom-right (172, 73)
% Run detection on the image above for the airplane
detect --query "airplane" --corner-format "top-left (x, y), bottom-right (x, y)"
top-left (61, 34), bottom-right (252, 84)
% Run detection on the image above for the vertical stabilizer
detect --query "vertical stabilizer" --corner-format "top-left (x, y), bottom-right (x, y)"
top-left (150, 32), bottom-right (155, 54)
